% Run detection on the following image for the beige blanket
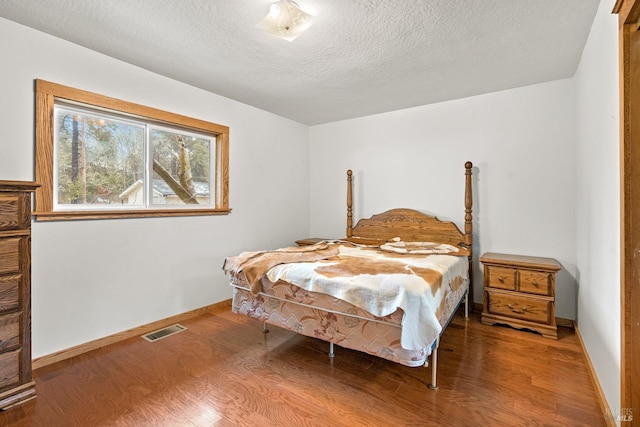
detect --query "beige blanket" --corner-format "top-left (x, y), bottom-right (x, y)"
top-left (222, 243), bottom-right (339, 293)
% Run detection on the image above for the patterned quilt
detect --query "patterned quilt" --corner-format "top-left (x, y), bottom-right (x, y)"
top-left (223, 241), bottom-right (468, 351)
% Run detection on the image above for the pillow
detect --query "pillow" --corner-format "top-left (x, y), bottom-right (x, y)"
top-left (379, 239), bottom-right (460, 254)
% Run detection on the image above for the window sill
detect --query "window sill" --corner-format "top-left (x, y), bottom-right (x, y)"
top-left (33, 208), bottom-right (232, 221)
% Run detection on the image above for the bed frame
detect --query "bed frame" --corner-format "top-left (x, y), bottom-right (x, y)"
top-left (232, 161), bottom-right (474, 389)
top-left (340, 161), bottom-right (474, 388)
top-left (345, 161), bottom-right (474, 305)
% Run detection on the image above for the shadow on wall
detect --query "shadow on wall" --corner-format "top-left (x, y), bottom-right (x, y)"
top-left (555, 266), bottom-right (578, 321)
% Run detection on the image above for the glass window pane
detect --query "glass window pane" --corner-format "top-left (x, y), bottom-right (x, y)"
top-left (54, 108), bottom-right (145, 208)
top-left (150, 128), bottom-right (212, 207)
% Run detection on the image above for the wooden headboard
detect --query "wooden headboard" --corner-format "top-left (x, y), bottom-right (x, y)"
top-left (345, 162), bottom-right (474, 301)
top-left (347, 208), bottom-right (467, 247)
top-left (346, 162), bottom-right (472, 247)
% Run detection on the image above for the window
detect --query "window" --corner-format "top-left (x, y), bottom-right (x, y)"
top-left (35, 80), bottom-right (230, 220)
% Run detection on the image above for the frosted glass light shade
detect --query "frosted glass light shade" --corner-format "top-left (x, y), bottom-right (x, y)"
top-left (256, 0), bottom-right (314, 42)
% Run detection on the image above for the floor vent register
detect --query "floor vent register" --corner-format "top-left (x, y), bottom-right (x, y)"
top-left (142, 324), bottom-right (187, 342)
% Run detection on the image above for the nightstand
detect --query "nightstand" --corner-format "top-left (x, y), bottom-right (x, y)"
top-left (295, 238), bottom-right (329, 246)
top-left (480, 252), bottom-right (561, 339)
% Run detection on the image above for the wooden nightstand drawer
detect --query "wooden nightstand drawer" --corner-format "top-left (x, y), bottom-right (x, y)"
top-left (519, 270), bottom-right (552, 296)
top-left (486, 290), bottom-right (552, 325)
top-left (0, 238), bottom-right (20, 275)
top-left (486, 265), bottom-right (516, 290)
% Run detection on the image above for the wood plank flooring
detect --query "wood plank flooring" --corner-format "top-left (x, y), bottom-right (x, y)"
top-left (0, 302), bottom-right (605, 426)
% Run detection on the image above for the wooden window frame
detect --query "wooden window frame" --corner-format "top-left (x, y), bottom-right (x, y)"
top-left (34, 79), bottom-right (230, 220)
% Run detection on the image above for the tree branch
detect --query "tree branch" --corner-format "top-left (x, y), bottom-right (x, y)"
top-left (152, 159), bottom-right (198, 204)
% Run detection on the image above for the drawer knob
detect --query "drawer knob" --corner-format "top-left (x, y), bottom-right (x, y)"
top-left (508, 303), bottom-right (527, 314)
top-left (497, 276), bottom-right (505, 283)
top-left (532, 280), bottom-right (539, 287)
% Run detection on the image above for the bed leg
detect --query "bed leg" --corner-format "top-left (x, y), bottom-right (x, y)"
top-left (262, 322), bottom-right (269, 333)
top-left (428, 337), bottom-right (440, 390)
top-left (328, 342), bottom-right (335, 358)
top-left (464, 290), bottom-right (469, 320)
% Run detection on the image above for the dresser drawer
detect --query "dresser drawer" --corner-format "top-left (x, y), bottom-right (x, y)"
top-left (485, 265), bottom-right (517, 290)
top-left (0, 194), bottom-right (20, 231)
top-left (0, 312), bottom-right (20, 351)
top-left (519, 269), bottom-right (552, 296)
top-left (486, 291), bottom-right (552, 325)
top-left (0, 274), bottom-right (20, 312)
top-left (0, 238), bottom-right (20, 275)
top-left (0, 349), bottom-right (20, 389)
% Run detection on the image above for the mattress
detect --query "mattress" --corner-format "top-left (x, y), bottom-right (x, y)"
top-left (231, 271), bottom-right (468, 367)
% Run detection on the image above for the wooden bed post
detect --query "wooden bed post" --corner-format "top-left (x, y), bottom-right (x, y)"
top-left (464, 161), bottom-right (474, 311)
top-left (347, 170), bottom-right (353, 238)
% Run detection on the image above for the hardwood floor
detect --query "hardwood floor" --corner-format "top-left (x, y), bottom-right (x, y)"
top-left (0, 302), bottom-right (605, 426)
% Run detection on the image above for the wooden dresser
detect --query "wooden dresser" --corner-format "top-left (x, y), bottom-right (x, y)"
top-left (0, 181), bottom-right (38, 409)
top-left (480, 252), bottom-right (560, 339)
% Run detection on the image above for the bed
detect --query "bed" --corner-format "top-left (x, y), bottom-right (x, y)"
top-left (223, 161), bottom-right (474, 389)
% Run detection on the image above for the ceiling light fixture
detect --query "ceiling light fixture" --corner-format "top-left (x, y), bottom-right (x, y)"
top-left (256, 0), bottom-right (314, 42)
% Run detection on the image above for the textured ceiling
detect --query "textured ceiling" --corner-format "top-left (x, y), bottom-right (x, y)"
top-left (0, 0), bottom-right (600, 125)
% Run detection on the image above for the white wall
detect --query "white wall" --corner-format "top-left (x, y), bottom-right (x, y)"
top-left (309, 80), bottom-right (578, 318)
top-left (0, 18), bottom-right (310, 358)
top-left (574, 0), bottom-right (620, 418)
